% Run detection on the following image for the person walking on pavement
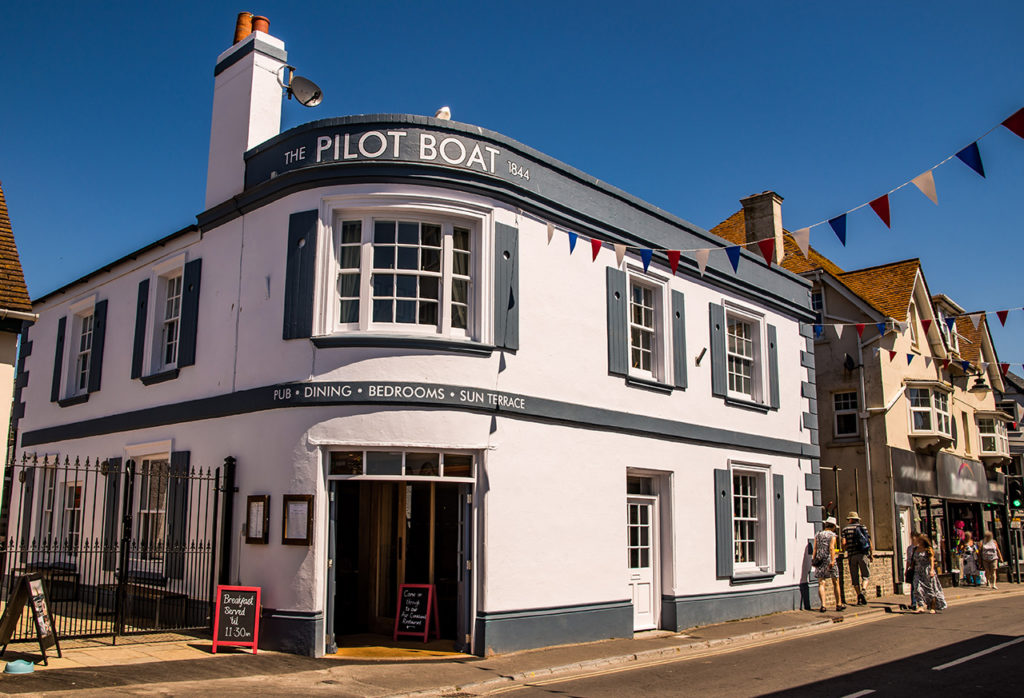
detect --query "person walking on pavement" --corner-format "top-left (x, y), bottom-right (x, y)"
top-left (980, 531), bottom-right (1004, 589)
top-left (904, 530), bottom-right (920, 610)
top-left (912, 534), bottom-right (947, 613)
top-left (842, 511), bottom-right (872, 605)
top-left (959, 531), bottom-right (980, 586)
top-left (812, 517), bottom-right (845, 613)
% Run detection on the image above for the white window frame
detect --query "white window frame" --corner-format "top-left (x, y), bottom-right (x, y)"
top-left (626, 269), bottom-right (669, 382)
top-left (907, 385), bottom-right (952, 437)
top-left (978, 418), bottom-right (1009, 456)
top-left (135, 456), bottom-right (170, 561)
top-left (62, 480), bottom-right (83, 554)
top-left (150, 264), bottom-right (185, 373)
top-left (318, 195), bottom-right (493, 343)
top-left (62, 295), bottom-right (97, 398)
top-left (724, 303), bottom-right (766, 403)
top-left (325, 448), bottom-right (477, 483)
top-left (730, 463), bottom-right (771, 573)
top-left (908, 303), bottom-right (920, 349)
top-left (810, 289), bottom-right (824, 324)
top-left (833, 391), bottom-right (860, 438)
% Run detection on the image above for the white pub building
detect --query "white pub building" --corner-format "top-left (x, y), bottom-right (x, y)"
top-left (12, 17), bottom-right (822, 656)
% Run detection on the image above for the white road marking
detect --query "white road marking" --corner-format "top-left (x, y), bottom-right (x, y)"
top-left (932, 636), bottom-right (1024, 671)
top-left (840, 691), bottom-right (876, 698)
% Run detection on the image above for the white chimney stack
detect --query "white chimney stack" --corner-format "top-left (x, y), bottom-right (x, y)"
top-left (205, 14), bottom-right (288, 209)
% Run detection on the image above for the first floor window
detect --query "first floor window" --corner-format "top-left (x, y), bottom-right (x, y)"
top-left (978, 418), bottom-right (1009, 455)
top-left (161, 273), bottom-right (183, 368)
top-left (732, 469), bottom-right (767, 568)
top-left (73, 312), bottom-right (94, 395)
top-left (629, 279), bottom-right (660, 377)
top-left (811, 290), bottom-right (824, 324)
top-left (727, 311), bottom-right (761, 400)
top-left (332, 214), bottom-right (476, 337)
top-left (908, 387), bottom-right (951, 436)
top-left (834, 391), bottom-right (859, 437)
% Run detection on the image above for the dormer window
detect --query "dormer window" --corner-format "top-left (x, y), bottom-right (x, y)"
top-left (908, 303), bottom-right (920, 349)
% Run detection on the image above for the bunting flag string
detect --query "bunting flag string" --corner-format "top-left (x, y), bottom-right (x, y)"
top-left (541, 105), bottom-right (1024, 274)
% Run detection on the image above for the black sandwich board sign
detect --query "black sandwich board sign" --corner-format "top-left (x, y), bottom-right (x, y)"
top-left (393, 583), bottom-right (440, 642)
top-left (212, 585), bottom-right (261, 654)
top-left (0, 574), bottom-right (62, 664)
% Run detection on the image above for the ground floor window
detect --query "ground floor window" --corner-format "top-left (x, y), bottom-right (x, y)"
top-left (732, 467), bottom-right (768, 570)
top-left (329, 450), bottom-right (474, 480)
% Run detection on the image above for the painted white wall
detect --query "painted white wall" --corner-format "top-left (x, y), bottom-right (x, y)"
top-left (204, 32), bottom-right (286, 209)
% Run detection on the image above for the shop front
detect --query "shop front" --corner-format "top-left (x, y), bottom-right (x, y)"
top-left (892, 448), bottom-right (1006, 577)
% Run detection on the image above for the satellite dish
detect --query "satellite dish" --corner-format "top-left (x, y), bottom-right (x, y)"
top-left (289, 76), bottom-right (323, 107)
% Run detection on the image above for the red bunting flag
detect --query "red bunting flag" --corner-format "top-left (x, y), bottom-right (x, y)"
top-left (1004, 107), bottom-right (1024, 139)
top-left (1000, 363), bottom-right (1011, 376)
top-left (941, 359), bottom-right (950, 369)
top-left (667, 250), bottom-right (680, 275)
top-left (757, 239), bottom-right (775, 266)
top-left (921, 318), bottom-right (932, 335)
top-left (591, 238), bottom-right (602, 261)
top-left (855, 323), bottom-right (865, 337)
top-left (869, 194), bottom-right (891, 228)
top-left (997, 310), bottom-right (1009, 326)
top-left (888, 350), bottom-right (897, 361)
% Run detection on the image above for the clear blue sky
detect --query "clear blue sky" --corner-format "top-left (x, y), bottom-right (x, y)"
top-left (2, 2), bottom-right (1022, 361)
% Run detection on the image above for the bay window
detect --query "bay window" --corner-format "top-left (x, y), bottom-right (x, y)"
top-left (908, 386), bottom-right (951, 436)
top-left (978, 418), bottom-right (1009, 456)
top-left (330, 212), bottom-right (478, 338)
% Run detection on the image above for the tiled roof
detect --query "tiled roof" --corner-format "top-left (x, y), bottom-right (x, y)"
top-left (710, 210), bottom-right (845, 276)
top-left (954, 311), bottom-right (990, 365)
top-left (1004, 371), bottom-right (1024, 393)
top-left (836, 259), bottom-right (920, 321)
top-left (0, 181), bottom-right (31, 313)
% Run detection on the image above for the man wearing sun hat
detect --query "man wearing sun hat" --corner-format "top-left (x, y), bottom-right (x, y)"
top-left (841, 511), bottom-right (872, 606)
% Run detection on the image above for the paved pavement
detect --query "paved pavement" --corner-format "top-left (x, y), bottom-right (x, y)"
top-left (0, 583), bottom-right (1018, 696)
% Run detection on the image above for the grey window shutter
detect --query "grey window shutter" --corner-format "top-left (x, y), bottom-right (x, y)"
top-left (131, 279), bottom-right (149, 379)
top-left (87, 300), bottom-right (108, 393)
top-left (606, 267), bottom-right (628, 376)
top-left (282, 210), bottom-right (319, 340)
top-left (709, 303), bottom-right (727, 397)
top-left (50, 316), bottom-right (66, 402)
top-left (102, 457), bottom-right (122, 571)
top-left (714, 468), bottom-right (733, 578)
top-left (773, 473), bottom-right (786, 574)
top-left (166, 451), bottom-right (191, 579)
top-left (493, 223), bottom-right (520, 350)
top-left (177, 259), bottom-right (202, 368)
top-left (767, 323), bottom-right (780, 410)
top-left (671, 290), bottom-right (687, 389)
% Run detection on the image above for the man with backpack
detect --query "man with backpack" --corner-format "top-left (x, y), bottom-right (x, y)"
top-left (842, 511), bottom-right (872, 605)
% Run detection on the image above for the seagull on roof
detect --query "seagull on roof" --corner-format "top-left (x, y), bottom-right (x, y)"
top-left (435, 106), bottom-right (451, 120)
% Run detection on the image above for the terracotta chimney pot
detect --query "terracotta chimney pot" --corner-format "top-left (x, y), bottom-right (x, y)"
top-left (251, 15), bottom-right (270, 33)
top-left (233, 12), bottom-right (253, 44)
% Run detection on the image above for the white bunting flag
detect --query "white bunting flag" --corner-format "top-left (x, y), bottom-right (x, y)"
top-left (912, 170), bottom-right (939, 205)
top-left (970, 313), bottom-right (983, 329)
top-left (792, 228), bottom-right (811, 258)
top-left (980, 362), bottom-right (990, 372)
top-left (924, 356), bottom-right (933, 369)
top-left (695, 248), bottom-right (710, 276)
top-left (546, 222), bottom-right (555, 245)
top-left (872, 347), bottom-right (880, 357)
top-left (833, 324), bottom-right (844, 341)
top-left (896, 321), bottom-right (908, 334)
top-left (614, 244), bottom-right (627, 267)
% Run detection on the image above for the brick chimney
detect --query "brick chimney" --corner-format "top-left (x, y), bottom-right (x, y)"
top-left (739, 191), bottom-right (784, 264)
top-left (205, 14), bottom-right (288, 209)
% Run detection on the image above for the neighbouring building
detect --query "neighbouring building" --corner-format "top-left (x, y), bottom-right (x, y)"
top-left (0, 181), bottom-right (36, 506)
top-left (713, 199), bottom-right (1014, 594)
top-left (997, 371), bottom-right (1024, 572)
top-left (7, 17), bottom-right (820, 656)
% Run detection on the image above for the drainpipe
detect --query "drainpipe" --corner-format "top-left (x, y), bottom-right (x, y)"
top-left (856, 337), bottom-right (877, 538)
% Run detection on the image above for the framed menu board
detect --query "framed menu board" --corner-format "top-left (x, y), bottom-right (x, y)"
top-left (246, 495), bottom-right (270, 544)
top-left (282, 494), bottom-right (313, 545)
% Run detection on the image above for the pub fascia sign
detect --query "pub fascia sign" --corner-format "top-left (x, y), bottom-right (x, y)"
top-left (271, 381), bottom-right (527, 411)
top-left (245, 125), bottom-right (534, 190)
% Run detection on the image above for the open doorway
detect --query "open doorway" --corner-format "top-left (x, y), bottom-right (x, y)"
top-left (331, 480), bottom-right (468, 647)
